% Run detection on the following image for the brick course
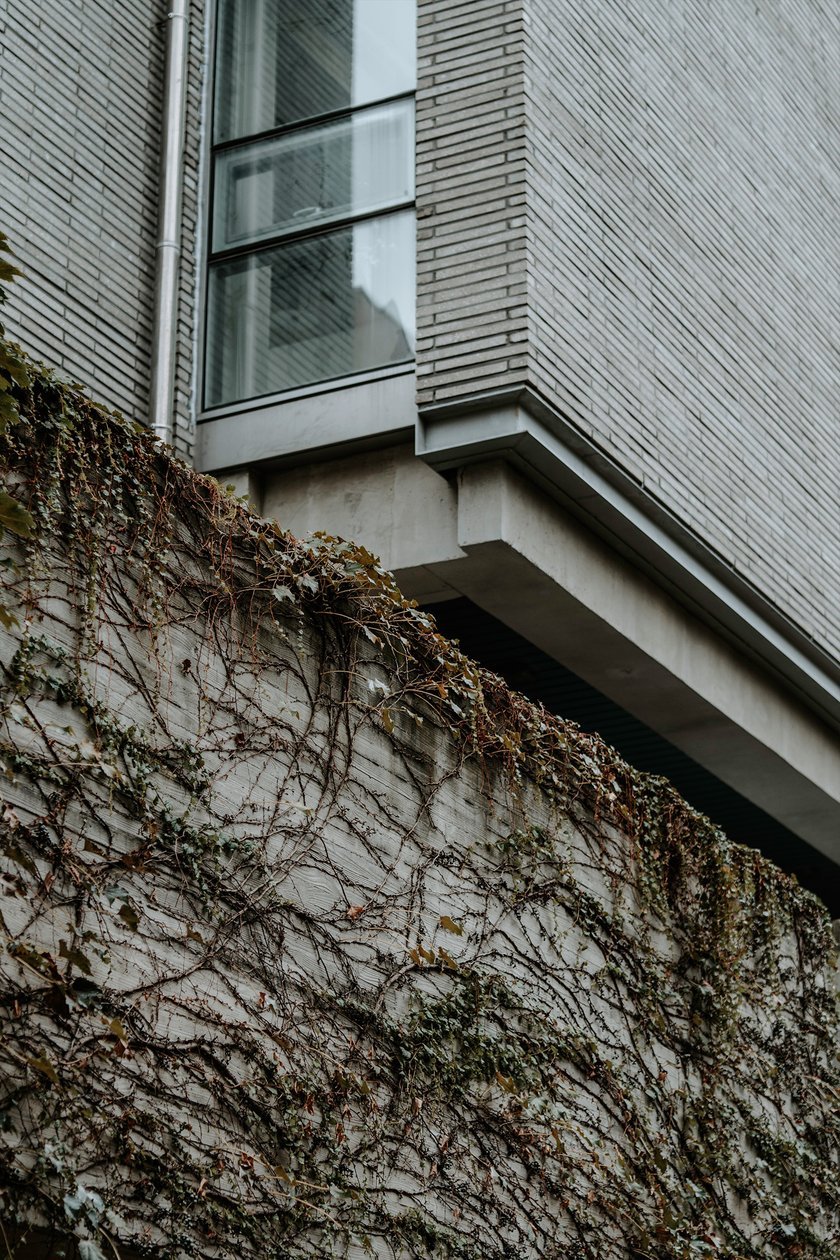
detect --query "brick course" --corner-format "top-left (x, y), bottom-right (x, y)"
top-left (416, 0), bottom-right (529, 404)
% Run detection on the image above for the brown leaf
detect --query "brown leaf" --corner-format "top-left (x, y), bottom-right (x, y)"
top-left (28, 1054), bottom-right (59, 1084)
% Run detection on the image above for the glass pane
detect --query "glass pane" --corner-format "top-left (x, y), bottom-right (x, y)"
top-left (205, 211), bottom-right (415, 408)
top-left (215, 0), bottom-right (416, 143)
top-left (212, 100), bottom-right (414, 252)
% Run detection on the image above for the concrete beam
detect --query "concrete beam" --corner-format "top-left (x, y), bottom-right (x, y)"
top-left (417, 390), bottom-right (840, 734)
top-left (407, 462), bottom-right (840, 865)
top-left (261, 444), bottom-right (465, 578)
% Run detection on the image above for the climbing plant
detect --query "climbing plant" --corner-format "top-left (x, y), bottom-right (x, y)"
top-left (0, 327), bottom-right (837, 1259)
top-left (0, 233), bottom-right (32, 565)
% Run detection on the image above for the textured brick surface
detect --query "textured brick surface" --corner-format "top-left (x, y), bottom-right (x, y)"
top-left (416, 0), bottom-right (529, 402)
top-left (416, 0), bottom-right (840, 661)
top-left (172, 0), bottom-right (205, 459)
top-left (0, 0), bottom-right (203, 456)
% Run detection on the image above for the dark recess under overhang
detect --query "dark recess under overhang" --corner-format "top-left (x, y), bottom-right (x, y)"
top-left (427, 596), bottom-right (840, 917)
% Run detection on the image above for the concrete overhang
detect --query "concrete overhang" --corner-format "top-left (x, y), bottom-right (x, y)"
top-left (397, 457), bottom-right (840, 867)
top-left (417, 385), bottom-right (840, 737)
top-left (198, 376), bottom-right (840, 871)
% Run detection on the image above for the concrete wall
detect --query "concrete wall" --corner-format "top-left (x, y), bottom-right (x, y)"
top-left (416, 0), bottom-right (840, 661)
top-left (0, 0), bottom-right (202, 457)
top-left (1, 382), bottom-right (838, 1258)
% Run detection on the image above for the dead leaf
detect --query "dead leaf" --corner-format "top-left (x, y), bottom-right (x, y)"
top-left (28, 1054), bottom-right (59, 1084)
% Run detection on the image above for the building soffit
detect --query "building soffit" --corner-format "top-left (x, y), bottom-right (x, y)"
top-left (416, 383), bottom-right (840, 740)
top-left (401, 457), bottom-right (840, 866)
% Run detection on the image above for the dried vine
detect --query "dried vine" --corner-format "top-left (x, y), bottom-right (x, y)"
top-left (0, 325), bottom-right (837, 1259)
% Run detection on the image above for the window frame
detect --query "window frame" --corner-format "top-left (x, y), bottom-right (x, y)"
top-left (200, 0), bottom-right (417, 415)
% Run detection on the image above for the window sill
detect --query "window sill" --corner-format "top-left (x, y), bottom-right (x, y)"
top-left (198, 361), bottom-right (415, 425)
top-left (196, 366), bottom-right (417, 474)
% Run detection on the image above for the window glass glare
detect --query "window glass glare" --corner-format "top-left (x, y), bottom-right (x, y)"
top-left (206, 212), bottom-right (416, 407)
top-left (215, 0), bottom-right (417, 143)
top-left (213, 100), bottom-right (414, 252)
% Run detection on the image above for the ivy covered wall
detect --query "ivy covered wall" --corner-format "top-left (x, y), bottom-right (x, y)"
top-left (0, 283), bottom-right (838, 1256)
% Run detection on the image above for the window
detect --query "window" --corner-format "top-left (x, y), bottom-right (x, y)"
top-left (205, 0), bottom-right (417, 410)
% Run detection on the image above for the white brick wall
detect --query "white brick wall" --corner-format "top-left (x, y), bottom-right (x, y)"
top-left (416, 0), bottom-right (530, 403)
top-left (172, 0), bottom-right (205, 460)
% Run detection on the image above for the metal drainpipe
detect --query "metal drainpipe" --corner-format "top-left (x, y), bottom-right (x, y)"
top-left (150, 0), bottom-right (189, 446)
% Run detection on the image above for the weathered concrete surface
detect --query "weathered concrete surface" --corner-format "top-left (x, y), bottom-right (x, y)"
top-left (259, 449), bottom-right (840, 868)
top-left (1, 384), bottom-right (838, 1258)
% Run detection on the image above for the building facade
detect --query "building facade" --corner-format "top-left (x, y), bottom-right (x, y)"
top-left (2, 0), bottom-right (840, 907)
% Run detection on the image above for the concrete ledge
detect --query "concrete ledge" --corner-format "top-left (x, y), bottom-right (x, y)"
top-left (417, 387), bottom-right (840, 733)
top-left (405, 461), bottom-right (840, 865)
top-left (197, 368), bottom-right (417, 474)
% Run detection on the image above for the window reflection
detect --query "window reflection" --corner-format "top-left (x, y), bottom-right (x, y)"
top-left (207, 213), bottom-right (416, 407)
top-left (207, 0), bottom-right (416, 410)
top-left (213, 100), bottom-right (414, 252)
top-left (215, 0), bottom-right (416, 142)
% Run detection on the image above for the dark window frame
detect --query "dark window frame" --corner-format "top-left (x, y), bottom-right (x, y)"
top-left (203, 0), bottom-right (417, 412)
